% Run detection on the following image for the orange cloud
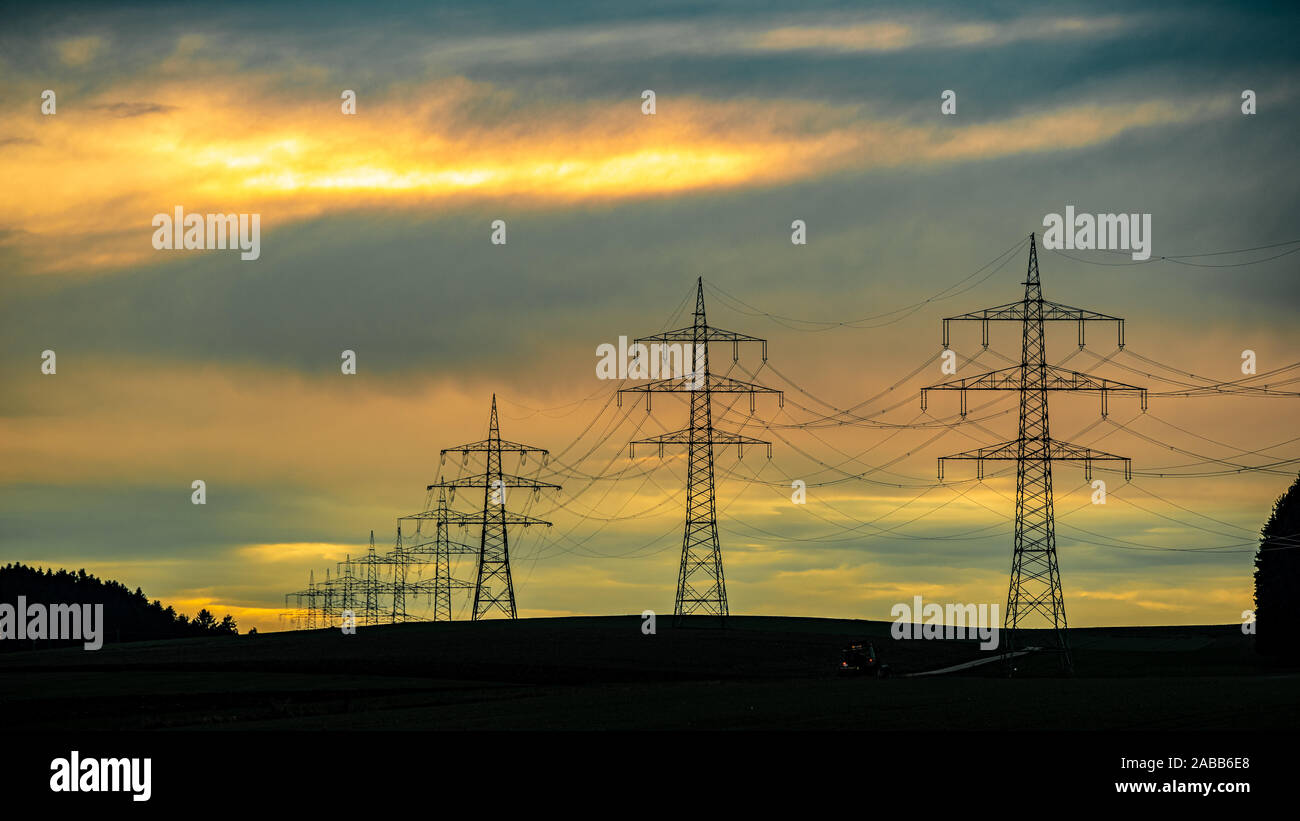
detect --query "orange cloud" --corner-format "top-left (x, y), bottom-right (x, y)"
top-left (752, 15), bottom-right (1132, 53)
top-left (2, 69), bottom-right (1219, 274)
top-left (237, 543), bottom-right (358, 564)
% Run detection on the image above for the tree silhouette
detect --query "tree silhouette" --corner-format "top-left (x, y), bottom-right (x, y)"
top-left (193, 609), bottom-right (218, 631)
top-left (1254, 472), bottom-right (1300, 656)
top-left (0, 563), bottom-right (240, 651)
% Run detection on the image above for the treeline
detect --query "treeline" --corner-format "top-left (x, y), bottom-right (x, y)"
top-left (0, 563), bottom-right (237, 651)
top-left (1255, 472), bottom-right (1300, 658)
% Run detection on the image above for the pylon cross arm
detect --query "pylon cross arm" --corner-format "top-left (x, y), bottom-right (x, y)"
top-left (924, 365), bottom-right (1021, 392)
top-left (618, 373), bottom-right (782, 395)
top-left (635, 325), bottom-right (766, 345)
top-left (404, 542), bottom-right (480, 555)
top-left (426, 473), bottom-right (560, 490)
top-left (924, 365), bottom-right (1143, 394)
top-left (1042, 369), bottom-right (1145, 395)
top-left (1038, 302), bottom-right (1124, 323)
top-left (944, 300), bottom-right (1121, 324)
top-left (630, 427), bottom-right (773, 458)
top-left (440, 439), bottom-right (548, 455)
top-left (923, 366), bottom-right (1147, 416)
top-left (943, 300), bottom-right (1125, 351)
top-left (937, 438), bottom-right (1132, 480)
top-left (943, 300), bottom-right (1026, 322)
top-left (1044, 438), bottom-right (1130, 464)
top-left (402, 510), bottom-right (552, 526)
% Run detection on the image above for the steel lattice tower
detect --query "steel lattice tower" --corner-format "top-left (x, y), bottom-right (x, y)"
top-left (287, 478), bottom-right (493, 627)
top-left (428, 491), bottom-right (456, 621)
top-left (362, 530), bottom-right (381, 625)
top-left (337, 553), bottom-right (358, 623)
top-left (428, 396), bottom-right (559, 620)
top-left (305, 569), bottom-right (319, 628)
top-left (921, 234), bottom-right (1146, 671)
top-left (390, 525), bottom-right (408, 623)
top-left (321, 568), bottom-right (334, 623)
top-left (399, 488), bottom-right (478, 621)
top-left (284, 570), bottom-right (320, 629)
top-left (620, 278), bottom-right (782, 621)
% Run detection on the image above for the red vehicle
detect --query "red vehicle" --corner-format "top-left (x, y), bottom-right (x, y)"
top-left (837, 640), bottom-right (891, 678)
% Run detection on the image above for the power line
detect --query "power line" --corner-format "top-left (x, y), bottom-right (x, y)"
top-left (703, 235), bottom-right (1025, 331)
top-left (1046, 238), bottom-right (1300, 268)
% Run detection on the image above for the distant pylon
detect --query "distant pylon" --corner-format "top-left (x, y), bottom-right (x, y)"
top-left (307, 569), bottom-right (318, 629)
top-left (322, 567), bottom-right (334, 624)
top-left (285, 470), bottom-right (480, 627)
top-left (337, 553), bottom-right (358, 622)
top-left (428, 396), bottom-right (559, 620)
top-left (620, 278), bottom-right (782, 621)
top-left (922, 234), bottom-right (1147, 671)
top-left (285, 570), bottom-right (318, 629)
top-left (363, 530), bottom-right (380, 625)
top-left (399, 495), bottom-right (454, 623)
top-left (390, 525), bottom-right (408, 623)
top-left (399, 488), bottom-right (480, 620)
top-left (431, 490), bottom-right (458, 621)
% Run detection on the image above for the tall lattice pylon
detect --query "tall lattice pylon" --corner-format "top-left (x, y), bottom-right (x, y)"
top-left (321, 568), bottom-right (334, 623)
top-left (399, 488), bottom-right (477, 621)
top-left (390, 525), bottom-right (408, 623)
top-left (428, 396), bottom-right (559, 620)
top-left (360, 530), bottom-right (382, 625)
top-left (284, 570), bottom-right (320, 629)
top-left (336, 553), bottom-right (358, 624)
top-left (304, 569), bottom-right (319, 628)
top-left (620, 277), bottom-right (783, 621)
top-left (425, 491), bottom-right (457, 622)
top-left (921, 234), bottom-right (1146, 671)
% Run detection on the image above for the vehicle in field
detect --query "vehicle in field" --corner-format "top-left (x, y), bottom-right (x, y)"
top-left (837, 640), bottom-right (891, 677)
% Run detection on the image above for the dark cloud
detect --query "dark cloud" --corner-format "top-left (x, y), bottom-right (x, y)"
top-left (90, 101), bottom-right (177, 118)
top-left (0, 482), bottom-right (358, 559)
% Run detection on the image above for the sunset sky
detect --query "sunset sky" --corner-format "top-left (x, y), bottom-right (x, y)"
top-left (2, 0), bottom-right (1298, 632)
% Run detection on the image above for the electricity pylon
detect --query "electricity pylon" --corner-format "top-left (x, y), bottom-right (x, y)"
top-left (284, 570), bottom-right (319, 629)
top-left (306, 570), bottom-right (320, 629)
top-left (336, 553), bottom-right (359, 623)
top-left (287, 569), bottom-right (322, 629)
top-left (619, 277), bottom-right (782, 621)
top-left (354, 530), bottom-right (383, 625)
top-left (428, 396), bottom-right (558, 620)
top-left (321, 568), bottom-right (334, 623)
top-left (399, 488), bottom-right (481, 621)
top-left (921, 234), bottom-right (1146, 672)
top-left (390, 525), bottom-right (408, 623)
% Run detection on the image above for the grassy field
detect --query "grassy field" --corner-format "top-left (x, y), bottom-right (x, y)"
top-left (1, 616), bottom-right (1294, 730)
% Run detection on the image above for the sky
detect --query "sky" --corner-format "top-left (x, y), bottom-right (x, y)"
top-left (1, 0), bottom-right (1298, 633)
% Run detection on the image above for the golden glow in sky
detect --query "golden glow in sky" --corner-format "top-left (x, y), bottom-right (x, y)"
top-left (3, 68), bottom-right (1216, 274)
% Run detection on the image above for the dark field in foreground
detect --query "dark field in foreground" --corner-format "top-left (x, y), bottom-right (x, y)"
top-left (0, 616), bottom-right (1294, 730)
